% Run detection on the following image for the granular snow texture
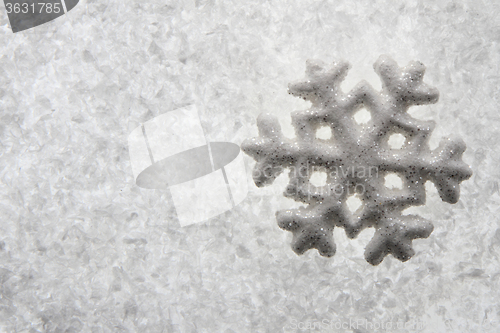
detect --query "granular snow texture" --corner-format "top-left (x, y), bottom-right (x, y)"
top-left (0, 0), bottom-right (499, 332)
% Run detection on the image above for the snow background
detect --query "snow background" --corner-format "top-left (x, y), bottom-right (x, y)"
top-left (0, 0), bottom-right (499, 332)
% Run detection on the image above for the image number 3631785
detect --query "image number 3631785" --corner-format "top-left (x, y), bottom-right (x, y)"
top-left (3, 0), bottom-right (79, 33)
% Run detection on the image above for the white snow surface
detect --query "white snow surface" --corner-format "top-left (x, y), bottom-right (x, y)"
top-left (0, 0), bottom-right (499, 332)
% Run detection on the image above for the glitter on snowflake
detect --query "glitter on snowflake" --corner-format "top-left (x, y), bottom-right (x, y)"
top-left (242, 55), bottom-right (472, 265)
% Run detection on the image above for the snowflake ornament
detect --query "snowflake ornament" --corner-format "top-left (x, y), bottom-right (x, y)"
top-left (242, 55), bottom-right (472, 265)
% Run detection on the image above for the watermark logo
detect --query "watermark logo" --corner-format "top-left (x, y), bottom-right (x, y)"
top-left (288, 318), bottom-right (425, 331)
top-left (3, 0), bottom-right (79, 33)
top-left (128, 105), bottom-right (248, 227)
top-left (253, 161), bottom-right (380, 199)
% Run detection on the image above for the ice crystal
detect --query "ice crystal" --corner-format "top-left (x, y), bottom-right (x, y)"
top-left (242, 55), bottom-right (472, 265)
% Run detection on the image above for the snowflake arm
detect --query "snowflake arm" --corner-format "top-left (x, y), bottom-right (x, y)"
top-left (242, 113), bottom-right (343, 190)
top-left (426, 137), bottom-right (473, 203)
top-left (374, 55), bottom-right (439, 107)
top-left (276, 204), bottom-right (338, 257)
top-left (364, 215), bottom-right (434, 265)
top-left (241, 113), bottom-right (299, 187)
top-left (288, 59), bottom-right (350, 107)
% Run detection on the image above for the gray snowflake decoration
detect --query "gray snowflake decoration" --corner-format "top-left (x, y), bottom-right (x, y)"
top-left (242, 55), bottom-right (472, 265)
